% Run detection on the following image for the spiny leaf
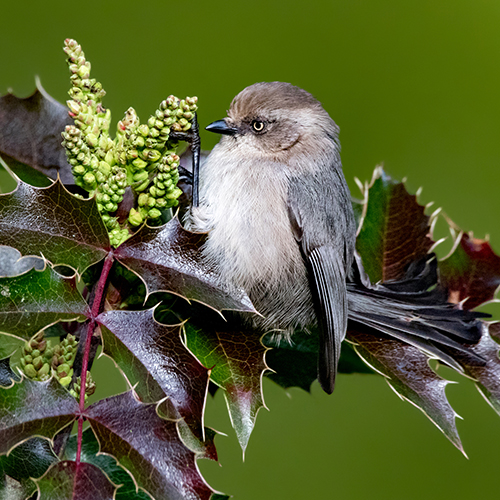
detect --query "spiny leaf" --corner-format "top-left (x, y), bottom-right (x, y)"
top-left (184, 323), bottom-right (268, 454)
top-left (349, 331), bottom-right (464, 454)
top-left (0, 377), bottom-right (78, 454)
top-left (0, 83), bottom-right (74, 183)
top-left (0, 173), bottom-right (109, 274)
top-left (98, 308), bottom-right (209, 439)
top-left (439, 231), bottom-right (500, 309)
top-left (85, 391), bottom-right (222, 500)
top-left (356, 167), bottom-right (433, 283)
top-left (0, 265), bottom-right (89, 339)
top-left (449, 323), bottom-right (500, 415)
top-left (36, 461), bottom-right (116, 500)
top-left (114, 217), bottom-right (255, 313)
top-left (65, 428), bottom-right (150, 500)
top-left (0, 437), bottom-right (58, 494)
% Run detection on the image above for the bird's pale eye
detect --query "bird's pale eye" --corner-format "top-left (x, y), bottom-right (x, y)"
top-left (251, 120), bottom-right (266, 133)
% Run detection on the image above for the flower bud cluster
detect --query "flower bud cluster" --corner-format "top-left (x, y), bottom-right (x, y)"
top-left (62, 39), bottom-right (197, 246)
top-left (20, 332), bottom-right (78, 388)
top-left (119, 97), bottom-right (197, 225)
top-left (62, 39), bottom-right (115, 195)
top-left (69, 371), bottom-right (96, 402)
top-left (49, 333), bottom-right (79, 387)
top-left (20, 331), bottom-right (51, 381)
top-left (128, 152), bottom-right (182, 226)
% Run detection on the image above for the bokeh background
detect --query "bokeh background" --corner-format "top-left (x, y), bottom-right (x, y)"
top-left (1, 1), bottom-right (500, 499)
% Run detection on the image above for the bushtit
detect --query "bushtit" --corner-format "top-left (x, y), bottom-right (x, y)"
top-left (187, 82), bottom-right (483, 394)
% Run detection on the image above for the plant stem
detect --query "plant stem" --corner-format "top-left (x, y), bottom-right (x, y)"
top-left (75, 251), bottom-right (114, 465)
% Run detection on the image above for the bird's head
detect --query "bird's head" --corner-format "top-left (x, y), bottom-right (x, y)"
top-left (206, 82), bottom-right (339, 160)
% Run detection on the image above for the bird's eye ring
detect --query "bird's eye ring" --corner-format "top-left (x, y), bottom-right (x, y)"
top-left (251, 120), bottom-right (265, 132)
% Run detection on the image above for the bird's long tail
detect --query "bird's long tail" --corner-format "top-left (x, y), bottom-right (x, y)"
top-left (346, 253), bottom-right (487, 371)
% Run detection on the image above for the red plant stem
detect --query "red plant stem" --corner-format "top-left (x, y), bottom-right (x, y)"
top-left (75, 251), bottom-right (114, 466)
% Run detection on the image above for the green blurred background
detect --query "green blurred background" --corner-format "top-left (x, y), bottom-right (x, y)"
top-left (1, 1), bottom-right (500, 498)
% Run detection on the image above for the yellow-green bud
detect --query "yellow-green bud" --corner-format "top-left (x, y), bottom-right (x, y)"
top-left (133, 171), bottom-right (149, 182)
top-left (128, 208), bottom-right (143, 227)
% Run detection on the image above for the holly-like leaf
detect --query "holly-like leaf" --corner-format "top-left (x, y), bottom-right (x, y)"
top-left (98, 308), bottom-right (209, 439)
top-left (349, 331), bottom-right (464, 453)
top-left (36, 461), bottom-right (116, 500)
top-left (0, 83), bottom-right (74, 183)
top-left (184, 323), bottom-right (269, 454)
top-left (65, 428), bottom-right (150, 500)
top-left (85, 391), bottom-right (222, 500)
top-left (356, 167), bottom-right (433, 283)
top-left (0, 265), bottom-right (89, 339)
top-left (439, 231), bottom-right (500, 309)
top-left (0, 173), bottom-right (109, 274)
top-left (0, 377), bottom-right (78, 454)
top-left (0, 438), bottom-right (58, 491)
top-left (115, 217), bottom-right (255, 313)
top-left (449, 323), bottom-right (500, 415)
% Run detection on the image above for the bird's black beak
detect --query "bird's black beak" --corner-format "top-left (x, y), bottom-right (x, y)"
top-left (206, 119), bottom-right (238, 136)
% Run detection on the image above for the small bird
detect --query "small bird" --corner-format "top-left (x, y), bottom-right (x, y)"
top-left (187, 82), bottom-right (484, 394)
top-left (188, 82), bottom-right (356, 394)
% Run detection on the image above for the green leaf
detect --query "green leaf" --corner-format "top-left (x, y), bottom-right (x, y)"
top-left (35, 461), bottom-right (116, 500)
top-left (439, 231), bottom-right (500, 310)
top-left (0, 174), bottom-right (109, 274)
top-left (0, 83), bottom-right (74, 184)
top-left (356, 167), bottom-right (433, 283)
top-left (85, 391), bottom-right (223, 500)
top-left (65, 428), bottom-right (150, 500)
top-left (184, 323), bottom-right (268, 454)
top-left (0, 334), bottom-right (24, 359)
top-left (0, 265), bottom-right (88, 339)
top-left (0, 377), bottom-right (78, 454)
top-left (0, 436), bottom-right (58, 499)
top-left (349, 331), bottom-right (464, 454)
top-left (115, 217), bottom-right (255, 313)
top-left (98, 308), bottom-right (209, 439)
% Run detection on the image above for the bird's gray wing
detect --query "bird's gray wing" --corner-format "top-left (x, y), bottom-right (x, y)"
top-left (287, 172), bottom-right (355, 394)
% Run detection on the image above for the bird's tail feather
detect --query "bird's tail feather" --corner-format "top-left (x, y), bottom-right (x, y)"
top-left (346, 253), bottom-right (487, 371)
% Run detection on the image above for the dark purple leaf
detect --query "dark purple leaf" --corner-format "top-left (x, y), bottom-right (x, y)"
top-left (439, 232), bottom-right (500, 309)
top-left (0, 175), bottom-right (109, 274)
top-left (184, 323), bottom-right (269, 454)
top-left (98, 308), bottom-right (209, 439)
top-left (0, 377), bottom-right (78, 454)
top-left (85, 391), bottom-right (222, 500)
top-left (349, 330), bottom-right (464, 454)
top-left (64, 428), bottom-right (150, 500)
top-left (450, 323), bottom-right (500, 415)
top-left (356, 167), bottom-right (434, 282)
top-left (115, 217), bottom-right (255, 313)
top-left (0, 83), bottom-right (74, 183)
top-left (36, 461), bottom-right (115, 500)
